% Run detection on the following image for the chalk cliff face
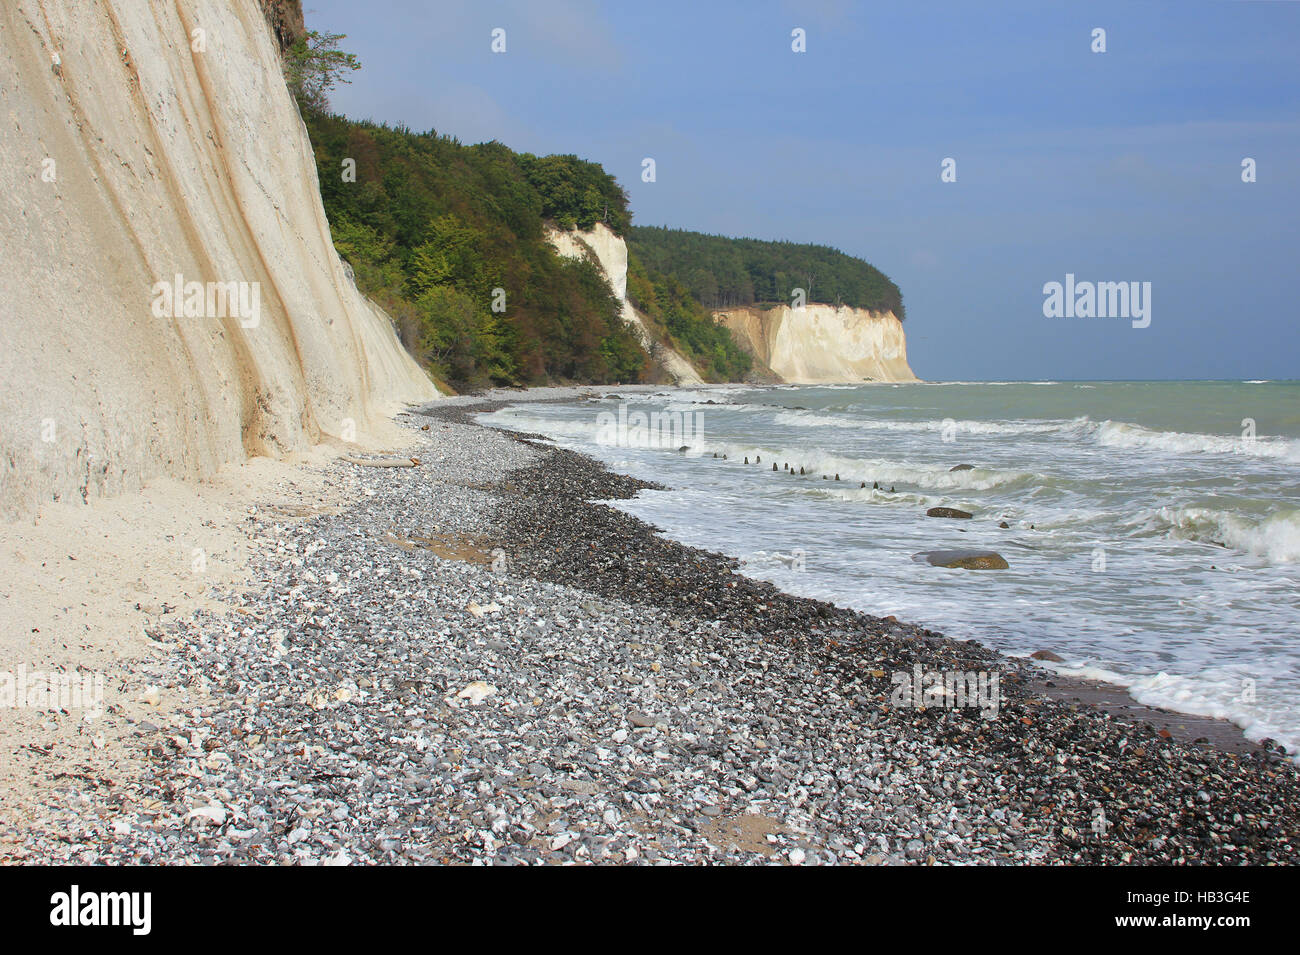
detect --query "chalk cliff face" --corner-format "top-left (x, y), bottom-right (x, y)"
top-left (0, 0), bottom-right (436, 518)
top-left (547, 224), bottom-right (705, 386)
top-left (714, 305), bottom-right (918, 384)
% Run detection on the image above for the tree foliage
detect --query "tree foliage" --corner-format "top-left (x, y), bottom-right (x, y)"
top-left (518, 154), bottom-right (631, 234)
top-left (304, 112), bottom-right (648, 389)
top-left (283, 31), bottom-right (360, 113)
top-left (627, 252), bottom-right (751, 382)
top-left (628, 225), bottom-right (905, 319)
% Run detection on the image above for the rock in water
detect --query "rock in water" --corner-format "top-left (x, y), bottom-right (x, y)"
top-left (926, 506), bottom-right (973, 519)
top-left (1031, 649), bottom-right (1065, 662)
top-left (916, 550), bottom-right (1009, 570)
top-left (950, 464), bottom-right (975, 471)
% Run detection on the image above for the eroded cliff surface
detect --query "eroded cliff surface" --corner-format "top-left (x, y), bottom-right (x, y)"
top-left (547, 224), bottom-right (705, 386)
top-left (714, 304), bottom-right (918, 384)
top-left (0, 0), bottom-right (435, 517)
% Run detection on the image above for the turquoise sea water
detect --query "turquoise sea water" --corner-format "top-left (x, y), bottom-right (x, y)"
top-left (482, 381), bottom-right (1300, 756)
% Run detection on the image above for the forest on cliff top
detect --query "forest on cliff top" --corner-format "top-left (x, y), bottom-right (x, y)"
top-left (629, 226), bottom-right (905, 317)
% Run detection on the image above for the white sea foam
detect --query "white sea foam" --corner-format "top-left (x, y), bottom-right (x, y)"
top-left (1025, 659), bottom-right (1297, 758)
top-left (711, 445), bottom-right (1033, 491)
top-left (777, 412), bottom-right (1300, 464)
top-left (1095, 420), bottom-right (1300, 463)
top-left (774, 410), bottom-right (1088, 437)
top-left (1138, 506), bottom-right (1300, 565)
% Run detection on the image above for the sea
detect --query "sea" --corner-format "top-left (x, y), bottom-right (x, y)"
top-left (479, 381), bottom-right (1300, 758)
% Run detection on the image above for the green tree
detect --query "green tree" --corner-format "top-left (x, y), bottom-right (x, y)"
top-left (415, 286), bottom-right (514, 388)
top-left (628, 225), bottom-right (904, 319)
top-left (283, 31), bottom-right (360, 113)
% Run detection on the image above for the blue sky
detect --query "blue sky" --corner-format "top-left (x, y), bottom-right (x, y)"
top-left (306, 0), bottom-right (1300, 381)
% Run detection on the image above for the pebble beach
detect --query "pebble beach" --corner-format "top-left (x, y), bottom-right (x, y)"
top-left (10, 389), bottom-right (1300, 865)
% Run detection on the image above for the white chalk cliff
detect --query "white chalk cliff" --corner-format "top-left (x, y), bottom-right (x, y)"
top-left (0, 0), bottom-right (436, 519)
top-left (714, 304), bottom-right (918, 384)
top-left (547, 224), bottom-right (705, 386)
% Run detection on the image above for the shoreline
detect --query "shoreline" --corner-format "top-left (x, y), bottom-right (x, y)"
top-left (434, 394), bottom-right (1300, 861)
top-left (8, 390), bottom-right (1298, 864)
top-left (468, 388), bottom-right (1283, 762)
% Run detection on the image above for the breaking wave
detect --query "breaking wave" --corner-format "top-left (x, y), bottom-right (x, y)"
top-left (1135, 506), bottom-right (1300, 565)
top-left (1095, 420), bottom-right (1300, 463)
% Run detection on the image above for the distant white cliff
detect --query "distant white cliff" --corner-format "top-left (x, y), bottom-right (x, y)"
top-left (714, 304), bottom-right (918, 384)
top-left (547, 224), bottom-right (705, 386)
